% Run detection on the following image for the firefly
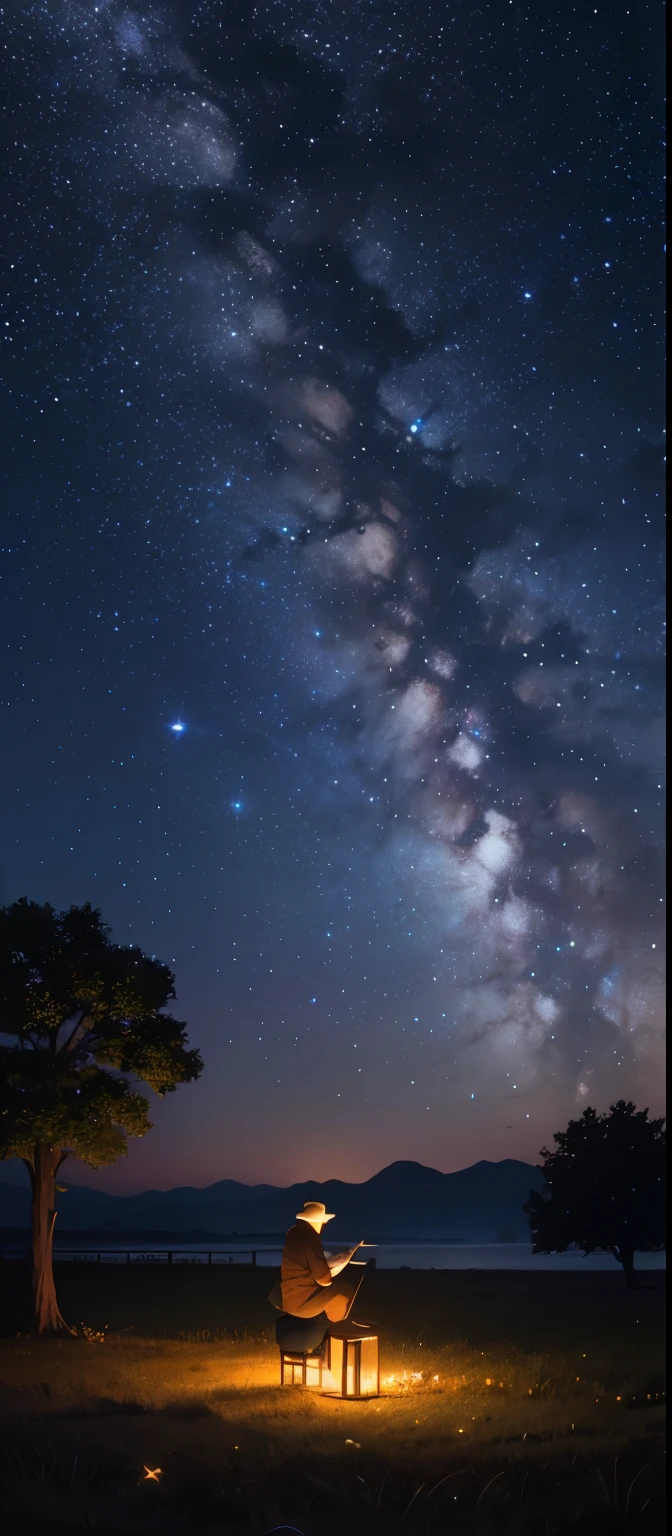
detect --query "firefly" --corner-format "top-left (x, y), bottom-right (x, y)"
top-left (143, 1466), bottom-right (162, 1482)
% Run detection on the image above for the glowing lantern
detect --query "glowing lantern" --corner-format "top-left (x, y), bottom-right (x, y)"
top-left (322, 1329), bottom-right (380, 1398)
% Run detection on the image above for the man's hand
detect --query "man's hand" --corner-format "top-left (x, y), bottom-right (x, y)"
top-left (327, 1241), bottom-right (362, 1277)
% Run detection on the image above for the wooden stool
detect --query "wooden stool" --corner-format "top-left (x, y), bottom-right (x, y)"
top-left (279, 1347), bottom-right (326, 1388)
top-left (277, 1311), bottom-right (329, 1389)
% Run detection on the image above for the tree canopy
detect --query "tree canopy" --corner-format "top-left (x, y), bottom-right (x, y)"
top-left (524, 1100), bottom-right (666, 1286)
top-left (0, 897), bottom-right (203, 1331)
top-left (0, 898), bottom-right (202, 1169)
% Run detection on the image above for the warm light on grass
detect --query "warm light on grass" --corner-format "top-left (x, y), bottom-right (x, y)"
top-left (0, 1329), bottom-right (661, 1466)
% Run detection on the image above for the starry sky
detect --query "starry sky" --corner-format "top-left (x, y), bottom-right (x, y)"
top-left (1, 1), bottom-right (665, 1194)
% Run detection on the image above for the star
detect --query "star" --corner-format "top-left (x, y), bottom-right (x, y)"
top-left (1, 0), bottom-right (664, 1188)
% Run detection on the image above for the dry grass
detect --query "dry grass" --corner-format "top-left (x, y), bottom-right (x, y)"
top-left (0, 1263), bottom-right (664, 1532)
top-left (0, 1330), bottom-right (664, 1458)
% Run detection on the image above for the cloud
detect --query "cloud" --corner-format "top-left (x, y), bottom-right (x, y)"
top-left (122, 92), bottom-right (237, 187)
top-left (448, 733), bottom-right (482, 773)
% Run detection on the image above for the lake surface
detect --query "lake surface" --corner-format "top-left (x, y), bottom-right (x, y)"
top-left (31, 1239), bottom-right (666, 1271)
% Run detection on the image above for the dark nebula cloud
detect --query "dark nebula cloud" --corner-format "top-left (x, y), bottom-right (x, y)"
top-left (1, 1), bottom-right (665, 1187)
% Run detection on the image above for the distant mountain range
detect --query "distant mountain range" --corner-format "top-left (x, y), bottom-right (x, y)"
top-left (0, 1159), bottom-right (543, 1242)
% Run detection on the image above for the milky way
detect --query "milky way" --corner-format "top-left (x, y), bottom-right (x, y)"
top-left (1, 1), bottom-right (665, 1187)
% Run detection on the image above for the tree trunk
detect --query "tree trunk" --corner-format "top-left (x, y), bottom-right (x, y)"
top-left (31, 1143), bottom-right (70, 1334)
top-left (621, 1247), bottom-right (636, 1290)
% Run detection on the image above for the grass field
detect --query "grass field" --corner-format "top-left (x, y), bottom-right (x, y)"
top-left (0, 1262), bottom-right (665, 1533)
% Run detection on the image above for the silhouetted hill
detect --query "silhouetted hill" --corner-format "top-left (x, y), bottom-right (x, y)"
top-left (0, 1159), bottom-right (543, 1241)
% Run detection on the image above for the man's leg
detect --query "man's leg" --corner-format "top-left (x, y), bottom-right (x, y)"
top-left (280, 1267), bottom-right (368, 1320)
top-left (322, 1271), bottom-right (364, 1322)
top-left (283, 1285), bottom-right (340, 1318)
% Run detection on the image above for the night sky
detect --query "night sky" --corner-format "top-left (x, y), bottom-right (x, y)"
top-left (1, 1), bottom-right (665, 1194)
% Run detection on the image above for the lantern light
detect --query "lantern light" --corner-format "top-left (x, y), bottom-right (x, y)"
top-left (279, 1327), bottom-right (380, 1398)
top-left (322, 1329), bottom-right (380, 1398)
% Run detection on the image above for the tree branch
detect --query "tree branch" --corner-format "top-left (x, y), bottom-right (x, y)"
top-left (61, 1011), bottom-right (94, 1055)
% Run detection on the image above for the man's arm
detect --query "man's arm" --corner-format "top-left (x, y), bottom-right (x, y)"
top-left (306, 1239), bottom-right (333, 1287)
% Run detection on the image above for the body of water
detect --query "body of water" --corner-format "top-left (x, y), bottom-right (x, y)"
top-left (14, 1239), bottom-right (663, 1271)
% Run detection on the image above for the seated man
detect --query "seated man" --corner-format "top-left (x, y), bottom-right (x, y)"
top-left (271, 1200), bottom-right (363, 1321)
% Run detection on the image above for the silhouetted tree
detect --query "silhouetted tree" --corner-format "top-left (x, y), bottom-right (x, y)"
top-left (524, 1101), bottom-right (666, 1287)
top-left (0, 899), bottom-right (202, 1333)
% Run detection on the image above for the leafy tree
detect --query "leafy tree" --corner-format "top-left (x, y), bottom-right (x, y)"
top-left (524, 1100), bottom-right (666, 1287)
top-left (0, 898), bottom-right (202, 1333)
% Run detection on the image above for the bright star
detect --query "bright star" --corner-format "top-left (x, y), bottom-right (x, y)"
top-left (169, 721), bottom-right (185, 734)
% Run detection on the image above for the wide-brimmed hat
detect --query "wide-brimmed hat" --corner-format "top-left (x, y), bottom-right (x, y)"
top-left (296, 1200), bottom-right (335, 1224)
